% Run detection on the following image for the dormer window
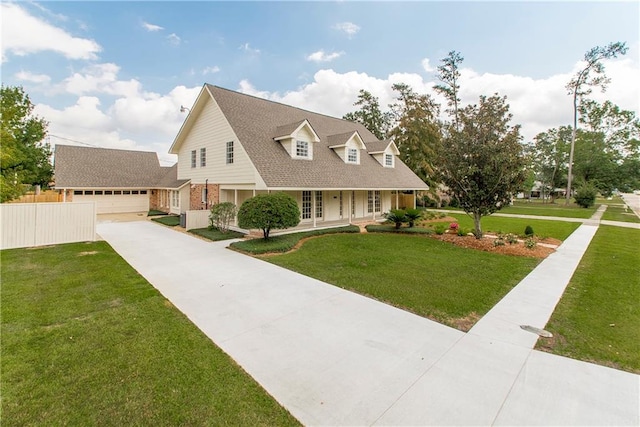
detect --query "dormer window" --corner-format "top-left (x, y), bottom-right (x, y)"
top-left (296, 140), bottom-right (309, 158)
top-left (274, 119), bottom-right (320, 160)
top-left (385, 154), bottom-right (393, 167)
top-left (347, 148), bottom-right (358, 163)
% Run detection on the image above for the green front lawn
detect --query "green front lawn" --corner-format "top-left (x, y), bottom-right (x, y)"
top-left (230, 225), bottom-right (360, 254)
top-left (435, 214), bottom-right (580, 240)
top-left (601, 204), bottom-right (640, 223)
top-left (1, 242), bottom-right (299, 426)
top-left (499, 201), bottom-right (596, 218)
top-left (189, 227), bottom-right (245, 241)
top-left (538, 226), bottom-right (640, 373)
top-left (151, 215), bottom-right (181, 226)
top-left (267, 233), bottom-right (540, 329)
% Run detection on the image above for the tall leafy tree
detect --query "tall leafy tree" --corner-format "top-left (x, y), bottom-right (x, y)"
top-left (343, 89), bottom-right (392, 140)
top-left (437, 95), bottom-right (526, 238)
top-left (388, 83), bottom-right (442, 189)
top-left (530, 126), bottom-right (571, 202)
top-left (434, 50), bottom-right (464, 130)
top-left (1, 85), bottom-right (52, 202)
top-left (564, 42), bottom-right (628, 204)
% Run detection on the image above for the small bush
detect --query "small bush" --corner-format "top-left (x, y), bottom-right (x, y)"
top-left (505, 233), bottom-right (518, 244)
top-left (524, 237), bottom-right (537, 249)
top-left (384, 209), bottom-right (407, 229)
top-left (524, 225), bottom-right (534, 237)
top-left (493, 238), bottom-right (506, 247)
top-left (237, 193), bottom-right (300, 239)
top-left (457, 227), bottom-right (468, 237)
top-left (209, 202), bottom-right (237, 233)
top-left (405, 208), bottom-right (422, 228)
top-left (449, 222), bottom-right (459, 231)
top-left (448, 197), bottom-right (460, 208)
top-left (434, 224), bottom-right (447, 235)
top-left (574, 184), bottom-right (598, 208)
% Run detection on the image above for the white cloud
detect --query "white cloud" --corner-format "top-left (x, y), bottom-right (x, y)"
top-left (333, 22), bottom-right (360, 37)
top-left (142, 21), bottom-right (164, 32)
top-left (1, 3), bottom-right (101, 62)
top-left (15, 70), bottom-right (51, 84)
top-left (306, 50), bottom-right (344, 63)
top-left (237, 54), bottom-right (639, 144)
top-left (239, 42), bottom-right (260, 54)
top-left (421, 58), bottom-right (435, 73)
top-left (57, 63), bottom-right (143, 98)
top-left (202, 66), bottom-right (221, 75)
top-left (166, 33), bottom-right (181, 46)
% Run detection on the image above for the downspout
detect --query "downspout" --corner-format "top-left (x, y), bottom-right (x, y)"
top-left (205, 179), bottom-right (208, 210)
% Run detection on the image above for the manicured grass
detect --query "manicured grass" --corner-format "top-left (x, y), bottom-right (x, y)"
top-left (230, 225), bottom-right (360, 254)
top-left (601, 204), bottom-right (640, 223)
top-left (433, 214), bottom-right (580, 240)
top-left (538, 226), bottom-right (640, 373)
top-left (189, 227), bottom-right (245, 241)
top-left (366, 224), bottom-right (434, 235)
top-left (499, 201), bottom-right (596, 218)
top-left (148, 209), bottom-right (169, 216)
top-left (151, 215), bottom-right (180, 226)
top-left (267, 233), bottom-right (540, 328)
top-left (1, 242), bottom-right (300, 426)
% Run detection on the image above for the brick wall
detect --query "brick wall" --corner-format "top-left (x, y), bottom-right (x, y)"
top-left (189, 183), bottom-right (219, 210)
top-left (149, 189), bottom-right (159, 210)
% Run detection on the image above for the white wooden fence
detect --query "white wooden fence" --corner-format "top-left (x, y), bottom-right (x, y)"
top-left (185, 209), bottom-right (210, 231)
top-left (1, 202), bottom-right (97, 250)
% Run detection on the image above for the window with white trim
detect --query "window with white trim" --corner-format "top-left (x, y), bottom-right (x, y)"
top-left (200, 148), bottom-right (206, 167)
top-left (385, 154), bottom-right (393, 167)
top-left (302, 191), bottom-right (312, 219)
top-left (347, 148), bottom-right (358, 163)
top-left (374, 190), bottom-right (381, 212)
top-left (191, 150), bottom-right (196, 168)
top-left (315, 191), bottom-right (323, 218)
top-left (367, 190), bottom-right (373, 213)
top-left (296, 140), bottom-right (309, 158)
top-left (226, 141), bottom-right (234, 164)
top-left (172, 190), bottom-right (179, 208)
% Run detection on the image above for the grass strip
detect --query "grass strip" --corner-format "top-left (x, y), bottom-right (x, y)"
top-left (1, 242), bottom-right (300, 426)
top-left (230, 225), bottom-right (360, 254)
top-left (267, 233), bottom-right (539, 329)
top-left (537, 226), bottom-right (640, 373)
top-left (600, 205), bottom-right (640, 223)
top-left (189, 227), bottom-right (245, 241)
top-left (151, 215), bottom-right (180, 226)
top-left (147, 209), bottom-right (169, 216)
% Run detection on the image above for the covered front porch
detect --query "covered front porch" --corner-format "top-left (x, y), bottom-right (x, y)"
top-left (219, 187), bottom-right (418, 233)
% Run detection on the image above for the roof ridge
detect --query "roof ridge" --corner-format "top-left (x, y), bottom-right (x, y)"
top-left (55, 144), bottom-right (159, 156)
top-left (206, 84), bottom-right (372, 129)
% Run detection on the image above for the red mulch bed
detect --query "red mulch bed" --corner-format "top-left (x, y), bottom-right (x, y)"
top-left (430, 232), bottom-right (559, 259)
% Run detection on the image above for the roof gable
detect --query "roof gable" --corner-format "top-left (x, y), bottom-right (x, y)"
top-left (327, 131), bottom-right (366, 150)
top-left (366, 140), bottom-right (400, 155)
top-left (273, 119), bottom-right (320, 142)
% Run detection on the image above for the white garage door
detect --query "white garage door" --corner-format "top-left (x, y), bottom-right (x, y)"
top-left (73, 190), bottom-right (149, 214)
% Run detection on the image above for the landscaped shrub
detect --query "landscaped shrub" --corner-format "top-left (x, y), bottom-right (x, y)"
top-left (404, 208), bottom-right (422, 228)
top-left (505, 233), bottom-right (518, 244)
top-left (574, 184), bottom-right (598, 208)
top-left (365, 225), bottom-right (433, 235)
top-left (457, 227), bottom-right (468, 237)
top-left (434, 224), bottom-right (447, 235)
top-left (493, 237), bottom-right (506, 247)
top-left (448, 197), bottom-right (460, 208)
top-left (237, 192), bottom-right (300, 239)
top-left (524, 225), bottom-right (534, 237)
top-left (209, 202), bottom-right (237, 233)
top-left (524, 237), bottom-right (537, 249)
top-left (449, 222), bottom-right (459, 231)
top-left (384, 209), bottom-right (407, 229)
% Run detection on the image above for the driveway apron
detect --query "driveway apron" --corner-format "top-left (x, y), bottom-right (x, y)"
top-left (98, 221), bottom-right (639, 426)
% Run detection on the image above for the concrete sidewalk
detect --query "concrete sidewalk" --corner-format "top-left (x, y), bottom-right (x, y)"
top-left (97, 221), bottom-right (639, 426)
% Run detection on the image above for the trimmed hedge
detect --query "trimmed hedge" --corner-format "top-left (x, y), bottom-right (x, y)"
top-left (230, 225), bottom-right (360, 254)
top-left (365, 224), bottom-right (433, 235)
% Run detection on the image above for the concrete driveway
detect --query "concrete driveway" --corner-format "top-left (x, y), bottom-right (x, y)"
top-left (97, 221), bottom-right (639, 426)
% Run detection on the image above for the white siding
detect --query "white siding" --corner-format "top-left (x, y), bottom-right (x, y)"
top-left (1, 202), bottom-right (96, 250)
top-left (177, 96), bottom-right (260, 185)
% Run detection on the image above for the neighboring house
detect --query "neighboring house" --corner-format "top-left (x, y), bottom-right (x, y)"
top-left (169, 84), bottom-right (428, 229)
top-left (53, 145), bottom-right (189, 214)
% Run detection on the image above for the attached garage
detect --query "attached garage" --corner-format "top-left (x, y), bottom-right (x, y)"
top-left (72, 189), bottom-right (150, 214)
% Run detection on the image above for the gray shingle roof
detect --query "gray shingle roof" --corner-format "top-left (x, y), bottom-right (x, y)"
top-left (53, 145), bottom-right (185, 189)
top-left (206, 85), bottom-right (427, 190)
top-left (365, 140), bottom-right (393, 153)
top-left (156, 165), bottom-right (190, 189)
top-left (327, 131), bottom-right (360, 147)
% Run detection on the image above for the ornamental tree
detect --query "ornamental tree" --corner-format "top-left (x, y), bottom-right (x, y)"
top-left (437, 94), bottom-right (526, 238)
top-left (209, 202), bottom-right (237, 233)
top-left (237, 192), bottom-right (300, 239)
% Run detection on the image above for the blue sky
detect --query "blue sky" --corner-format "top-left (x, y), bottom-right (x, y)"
top-left (2, 1), bottom-right (638, 164)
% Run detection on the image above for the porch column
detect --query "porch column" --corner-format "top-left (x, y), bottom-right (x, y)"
top-left (413, 190), bottom-right (416, 209)
top-left (348, 191), bottom-right (352, 222)
top-left (313, 190), bottom-right (317, 228)
top-left (252, 189), bottom-right (256, 197)
top-left (395, 191), bottom-right (399, 209)
top-left (234, 189), bottom-right (238, 225)
top-left (62, 189), bottom-right (67, 202)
